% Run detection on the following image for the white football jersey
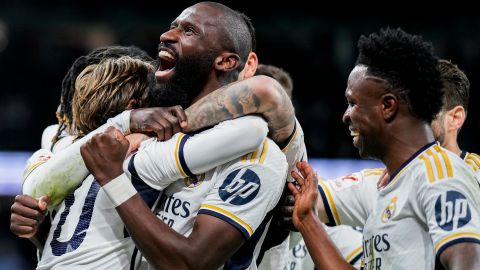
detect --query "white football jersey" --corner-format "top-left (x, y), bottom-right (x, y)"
top-left (462, 151), bottom-right (480, 183)
top-left (27, 115), bottom-right (269, 269)
top-left (320, 142), bottom-right (480, 269)
top-left (132, 137), bottom-right (288, 269)
top-left (286, 225), bottom-right (363, 270)
top-left (258, 118), bottom-right (308, 270)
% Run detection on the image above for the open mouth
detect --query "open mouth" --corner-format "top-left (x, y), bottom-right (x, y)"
top-left (155, 50), bottom-right (176, 82)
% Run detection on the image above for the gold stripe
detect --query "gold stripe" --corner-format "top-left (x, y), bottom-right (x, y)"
top-left (419, 154), bottom-right (435, 183)
top-left (467, 153), bottom-right (480, 168)
top-left (174, 134), bottom-right (188, 178)
top-left (241, 154), bottom-right (248, 163)
top-left (470, 153), bottom-right (480, 160)
top-left (434, 145), bottom-right (453, 177)
top-left (282, 127), bottom-right (298, 153)
top-left (427, 149), bottom-right (444, 179)
top-left (22, 161), bottom-right (46, 182)
top-left (435, 232), bottom-right (480, 251)
top-left (345, 246), bottom-right (363, 262)
top-left (259, 139), bottom-right (269, 164)
top-left (466, 159), bottom-right (478, 172)
top-left (318, 181), bottom-right (341, 225)
top-left (250, 148), bottom-right (259, 163)
top-left (364, 170), bottom-right (384, 177)
top-left (200, 204), bottom-right (253, 236)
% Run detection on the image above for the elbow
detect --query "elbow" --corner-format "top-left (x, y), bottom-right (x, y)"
top-left (251, 75), bottom-right (284, 109)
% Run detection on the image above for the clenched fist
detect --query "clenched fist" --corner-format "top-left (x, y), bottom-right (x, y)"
top-left (80, 126), bottom-right (129, 185)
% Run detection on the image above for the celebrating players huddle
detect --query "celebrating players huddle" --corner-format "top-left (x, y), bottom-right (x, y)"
top-left (10, 2), bottom-right (480, 270)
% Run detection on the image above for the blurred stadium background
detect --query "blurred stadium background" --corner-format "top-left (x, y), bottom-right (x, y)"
top-left (0, 0), bottom-right (479, 268)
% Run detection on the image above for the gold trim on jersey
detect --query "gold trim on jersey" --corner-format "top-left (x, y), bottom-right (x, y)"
top-left (465, 153), bottom-right (480, 172)
top-left (241, 139), bottom-right (269, 165)
top-left (174, 133), bottom-right (188, 178)
top-left (200, 204), bottom-right (253, 236)
top-left (418, 145), bottom-right (453, 183)
top-left (363, 168), bottom-right (384, 177)
top-left (435, 232), bottom-right (480, 252)
top-left (345, 246), bottom-right (363, 263)
top-left (22, 161), bottom-right (47, 182)
top-left (318, 181), bottom-right (341, 225)
top-left (281, 126), bottom-right (298, 153)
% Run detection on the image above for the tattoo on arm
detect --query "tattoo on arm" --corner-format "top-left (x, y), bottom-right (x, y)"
top-left (184, 78), bottom-right (295, 144)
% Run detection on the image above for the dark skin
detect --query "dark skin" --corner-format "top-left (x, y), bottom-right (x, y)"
top-left (288, 65), bottom-right (480, 269)
top-left (11, 3), bottom-right (296, 267)
top-left (289, 161), bottom-right (354, 270)
top-left (82, 3), bottom-right (294, 269)
top-left (81, 127), bottom-right (244, 269)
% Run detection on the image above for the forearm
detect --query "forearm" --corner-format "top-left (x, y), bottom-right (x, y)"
top-left (298, 213), bottom-right (355, 270)
top-left (440, 243), bottom-right (480, 270)
top-left (116, 194), bottom-right (197, 270)
top-left (24, 112), bottom-right (131, 207)
top-left (184, 75), bottom-right (295, 144)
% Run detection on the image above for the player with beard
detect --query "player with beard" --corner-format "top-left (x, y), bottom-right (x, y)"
top-left (80, 2), bottom-right (304, 269)
top-left (14, 2), bottom-right (303, 269)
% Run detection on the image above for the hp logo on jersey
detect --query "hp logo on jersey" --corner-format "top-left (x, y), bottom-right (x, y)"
top-left (435, 191), bottom-right (471, 231)
top-left (219, 168), bottom-right (260, 205)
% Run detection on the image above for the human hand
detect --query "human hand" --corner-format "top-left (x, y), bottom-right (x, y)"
top-left (10, 195), bottom-right (49, 238)
top-left (125, 133), bottom-right (151, 156)
top-left (288, 161), bottom-right (320, 230)
top-left (80, 126), bottom-right (129, 185)
top-left (130, 106), bottom-right (187, 141)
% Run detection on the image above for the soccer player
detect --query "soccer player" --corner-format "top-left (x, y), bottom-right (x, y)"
top-left (289, 28), bottom-right (480, 269)
top-left (14, 3), bottom-right (304, 269)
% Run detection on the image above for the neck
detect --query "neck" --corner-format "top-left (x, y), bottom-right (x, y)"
top-left (190, 72), bottom-right (224, 105)
top-left (441, 132), bottom-right (461, 156)
top-left (382, 119), bottom-right (435, 175)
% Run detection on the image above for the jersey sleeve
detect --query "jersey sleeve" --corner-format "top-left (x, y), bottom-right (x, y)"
top-left (198, 141), bottom-right (288, 239)
top-left (22, 110), bottom-right (132, 206)
top-left (280, 118), bottom-right (308, 183)
top-left (124, 116), bottom-right (268, 191)
top-left (464, 152), bottom-right (480, 184)
top-left (417, 161), bottom-right (480, 258)
top-left (318, 168), bottom-right (381, 227)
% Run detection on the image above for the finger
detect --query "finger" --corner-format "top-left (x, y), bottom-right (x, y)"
top-left (11, 225), bottom-right (37, 238)
top-left (291, 171), bottom-right (305, 187)
top-left (280, 205), bottom-right (294, 215)
top-left (169, 106), bottom-right (187, 129)
top-left (11, 213), bottom-right (40, 227)
top-left (38, 196), bottom-right (50, 212)
top-left (154, 122), bottom-right (165, 141)
top-left (13, 195), bottom-right (41, 209)
top-left (11, 204), bottom-right (45, 222)
top-left (158, 118), bottom-right (173, 141)
top-left (298, 161), bottom-right (314, 179)
top-left (160, 112), bottom-right (181, 135)
top-left (288, 182), bottom-right (299, 196)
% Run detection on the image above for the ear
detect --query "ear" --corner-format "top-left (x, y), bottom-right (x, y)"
top-left (381, 93), bottom-right (398, 122)
top-left (238, 52), bottom-right (258, 80)
top-left (446, 105), bottom-right (466, 132)
top-left (126, 99), bottom-right (138, 110)
top-left (214, 52), bottom-right (241, 72)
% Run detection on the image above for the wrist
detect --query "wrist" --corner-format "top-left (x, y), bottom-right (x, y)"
top-left (95, 168), bottom-right (124, 186)
top-left (102, 173), bottom-right (138, 207)
top-left (296, 211), bottom-right (322, 233)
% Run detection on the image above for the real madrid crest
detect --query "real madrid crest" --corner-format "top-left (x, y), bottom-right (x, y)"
top-left (184, 173), bottom-right (205, 188)
top-left (381, 196), bottom-right (398, 223)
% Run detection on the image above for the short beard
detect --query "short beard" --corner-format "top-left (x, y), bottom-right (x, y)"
top-left (151, 50), bottom-right (217, 109)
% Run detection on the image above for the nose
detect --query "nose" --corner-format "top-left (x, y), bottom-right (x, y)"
top-left (160, 28), bottom-right (178, 44)
top-left (342, 108), bottom-right (351, 124)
